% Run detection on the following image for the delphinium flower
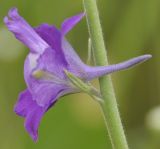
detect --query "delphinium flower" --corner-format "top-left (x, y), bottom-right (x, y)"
top-left (4, 8), bottom-right (151, 142)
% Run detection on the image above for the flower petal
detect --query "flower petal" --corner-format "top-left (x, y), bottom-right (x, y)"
top-left (4, 8), bottom-right (49, 53)
top-left (85, 54), bottom-right (152, 80)
top-left (34, 24), bottom-right (68, 66)
top-left (31, 82), bottom-right (66, 107)
top-left (37, 47), bottom-right (66, 78)
top-left (25, 105), bottom-right (44, 142)
top-left (61, 13), bottom-right (85, 35)
top-left (14, 89), bottom-right (45, 142)
top-left (25, 47), bottom-right (79, 107)
top-left (34, 21), bottom-right (87, 78)
top-left (23, 46), bottom-right (79, 107)
top-left (14, 89), bottom-right (35, 117)
top-left (61, 38), bottom-right (88, 78)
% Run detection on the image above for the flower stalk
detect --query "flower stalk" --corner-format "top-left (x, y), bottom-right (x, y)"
top-left (83, 0), bottom-right (129, 149)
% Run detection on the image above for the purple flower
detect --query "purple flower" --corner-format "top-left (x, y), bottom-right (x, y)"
top-left (4, 8), bottom-right (151, 142)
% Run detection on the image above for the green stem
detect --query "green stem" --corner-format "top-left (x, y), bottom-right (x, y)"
top-left (83, 0), bottom-right (129, 149)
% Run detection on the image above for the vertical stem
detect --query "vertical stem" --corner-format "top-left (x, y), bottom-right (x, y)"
top-left (83, 0), bottom-right (129, 149)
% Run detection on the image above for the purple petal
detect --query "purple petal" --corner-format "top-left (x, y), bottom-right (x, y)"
top-left (85, 54), bottom-right (152, 80)
top-left (34, 24), bottom-right (67, 65)
top-left (24, 48), bottom-right (78, 107)
top-left (25, 105), bottom-right (44, 142)
top-left (61, 13), bottom-right (85, 35)
top-left (36, 47), bottom-right (66, 78)
top-left (61, 38), bottom-right (88, 78)
top-left (23, 53), bottom-right (39, 89)
top-left (34, 24), bottom-right (60, 49)
top-left (23, 47), bottom-right (65, 97)
top-left (14, 90), bottom-right (33, 117)
top-left (25, 49), bottom-right (73, 106)
top-left (14, 89), bottom-right (45, 142)
top-left (34, 24), bottom-right (87, 78)
top-left (4, 8), bottom-right (49, 53)
top-left (31, 82), bottom-right (66, 107)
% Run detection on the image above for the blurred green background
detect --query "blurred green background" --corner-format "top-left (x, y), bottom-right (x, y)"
top-left (0, 0), bottom-right (160, 148)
